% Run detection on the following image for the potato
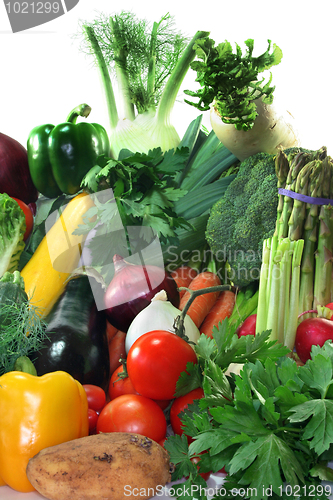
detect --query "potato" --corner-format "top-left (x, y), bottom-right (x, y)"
top-left (26, 432), bottom-right (172, 500)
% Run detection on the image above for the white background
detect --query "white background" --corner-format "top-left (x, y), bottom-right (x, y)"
top-left (0, 1), bottom-right (332, 154)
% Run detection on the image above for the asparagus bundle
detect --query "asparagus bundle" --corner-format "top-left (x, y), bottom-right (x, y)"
top-left (256, 145), bottom-right (333, 349)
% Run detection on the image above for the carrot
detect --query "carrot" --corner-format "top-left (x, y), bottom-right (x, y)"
top-left (179, 271), bottom-right (221, 328)
top-left (200, 290), bottom-right (236, 338)
top-left (171, 265), bottom-right (198, 298)
top-left (106, 320), bottom-right (118, 343)
top-left (107, 330), bottom-right (126, 375)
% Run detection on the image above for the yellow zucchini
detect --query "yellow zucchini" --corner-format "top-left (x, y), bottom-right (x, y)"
top-left (21, 192), bottom-right (95, 317)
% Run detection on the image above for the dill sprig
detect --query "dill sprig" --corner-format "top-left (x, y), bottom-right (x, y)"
top-left (0, 299), bottom-right (48, 376)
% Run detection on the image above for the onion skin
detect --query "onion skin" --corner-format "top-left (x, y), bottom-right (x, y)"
top-left (0, 132), bottom-right (38, 205)
top-left (210, 97), bottom-right (300, 161)
top-left (104, 255), bottom-right (180, 332)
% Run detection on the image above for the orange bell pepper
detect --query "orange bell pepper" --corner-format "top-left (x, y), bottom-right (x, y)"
top-left (0, 369), bottom-right (89, 492)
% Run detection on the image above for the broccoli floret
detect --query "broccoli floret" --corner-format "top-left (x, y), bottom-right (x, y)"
top-left (206, 152), bottom-right (278, 287)
top-left (0, 194), bottom-right (26, 278)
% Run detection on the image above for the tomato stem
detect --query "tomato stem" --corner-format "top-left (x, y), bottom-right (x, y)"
top-left (174, 284), bottom-right (233, 339)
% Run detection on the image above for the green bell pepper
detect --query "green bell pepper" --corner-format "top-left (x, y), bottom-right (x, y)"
top-left (27, 104), bottom-right (110, 198)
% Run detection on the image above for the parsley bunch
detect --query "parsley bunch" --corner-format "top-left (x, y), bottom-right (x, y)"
top-left (74, 148), bottom-right (191, 281)
top-left (165, 321), bottom-right (333, 500)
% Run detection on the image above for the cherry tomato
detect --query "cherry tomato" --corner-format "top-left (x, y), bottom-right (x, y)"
top-left (96, 394), bottom-right (167, 443)
top-left (170, 387), bottom-right (204, 438)
top-left (88, 408), bottom-right (99, 434)
top-left (83, 384), bottom-right (106, 412)
top-left (108, 365), bottom-right (139, 400)
top-left (11, 197), bottom-right (33, 241)
top-left (127, 330), bottom-right (198, 400)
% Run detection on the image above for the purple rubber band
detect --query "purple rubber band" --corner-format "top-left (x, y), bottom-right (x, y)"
top-left (278, 188), bottom-right (333, 206)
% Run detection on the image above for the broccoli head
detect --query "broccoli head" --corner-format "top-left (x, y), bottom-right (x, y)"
top-left (206, 152), bottom-right (278, 287)
top-left (0, 193), bottom-right (26, 277)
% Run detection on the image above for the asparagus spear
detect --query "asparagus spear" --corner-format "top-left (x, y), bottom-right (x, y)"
top-left (277, 151), bottom-right (312, 239)
top-left (287, 160), bottom-right (317, 241)
top-left (313, 156), bottom-right (333, 308)
top-left (298, 159), bottom-right (326, 317)
top-left (274, 149), bottom-right (290, 237)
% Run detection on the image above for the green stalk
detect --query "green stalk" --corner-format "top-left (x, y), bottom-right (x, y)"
top-left (313, 157), bottom-right (333, 308)
top-left (84, 25), bottom-right (119, 130)
top-left (298, 159), bottom-right (326, 317)
top-left (229, 290), bottom-right (259, 327)
top-left (281, 240), bottom-right (294, 343)
top-left (146, 20), bottom-right (158, 113)
top-left (228, 283), bottom-right (258, 325)
top-left (287, 160), bottom-right (316, 241)
top-left (109, 16), bottom-right (135, 121)
top-left (154, 30), bottom-right (209, 126)
top-left (174, 284), bottom-right (232, 338)
top-left (277, 152), bottom-right (311, 239)
top-left (274, 150), bottom-right (290, 237)
top-left (266, 239), bottom-right (290, 341)
top-left (255, 238), bottom-right (271, 335)
top-left (266, 235), bottom-right (278, 308)
top-left (313, 204), bottom-right (333, 308)
top-left (284, 239), bottom-right (304, 350)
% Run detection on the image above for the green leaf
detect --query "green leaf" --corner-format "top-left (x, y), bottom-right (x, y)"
top-left (289, 399), bottom-right (333, 455)
top-left (210, 400), bottom-right (270, 437)
top-left (175, 362), bottom-right (202, 397)
top-left (310, 462), bottom-right (333, 482)
top-left (194, 332), bottom-right (218, 361)
top-left (200, 359), bottom-right (233, 406)
top-left (230, 433), bottom-right (304, 494)
top-left (298, 353), bottom-right (333, 398)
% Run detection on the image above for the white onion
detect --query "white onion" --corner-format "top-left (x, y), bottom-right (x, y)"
top-left (125, 290), bottom-right (200, 353)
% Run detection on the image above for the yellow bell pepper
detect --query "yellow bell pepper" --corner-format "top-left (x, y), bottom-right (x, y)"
top-left (0, 370), bottom-right (89, 492)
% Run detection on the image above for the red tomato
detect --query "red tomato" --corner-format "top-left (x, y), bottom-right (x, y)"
top-left (154, 399), bottom-right (171, 410)
top-left (170, 387), bottom-right (204, 438)
top-left (83, 384), bottom-right (106, 412)
top-left (108, 365), bottom-right (139, 400)
top-left (96, 394), bottom-right (167, 443)
top-left (11, 197), bottom-right (33, 241)
top-left (88, 408), bottom-right (99, 434)
top-left (127, 330), bottom-right (198, 400)
top-left (109, 366), bottom-right (171, 410)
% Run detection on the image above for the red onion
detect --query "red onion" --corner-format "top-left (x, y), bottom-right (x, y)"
top-left (0, 132), bottom-right (38, 205)
top-left (104, 254), bottom-right (180, 332)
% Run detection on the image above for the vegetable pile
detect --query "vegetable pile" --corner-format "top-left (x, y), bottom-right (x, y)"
top-left (1, 9), bottom-right (333, 500)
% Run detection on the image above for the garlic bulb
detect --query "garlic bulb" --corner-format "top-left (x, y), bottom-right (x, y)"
top-left (125, 290), bottom-right (200, 353)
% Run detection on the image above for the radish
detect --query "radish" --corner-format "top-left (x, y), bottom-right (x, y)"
top-left (295, 317), bottom-right (333, 364)
top-left (236, 314), bottom-right (257, 338)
